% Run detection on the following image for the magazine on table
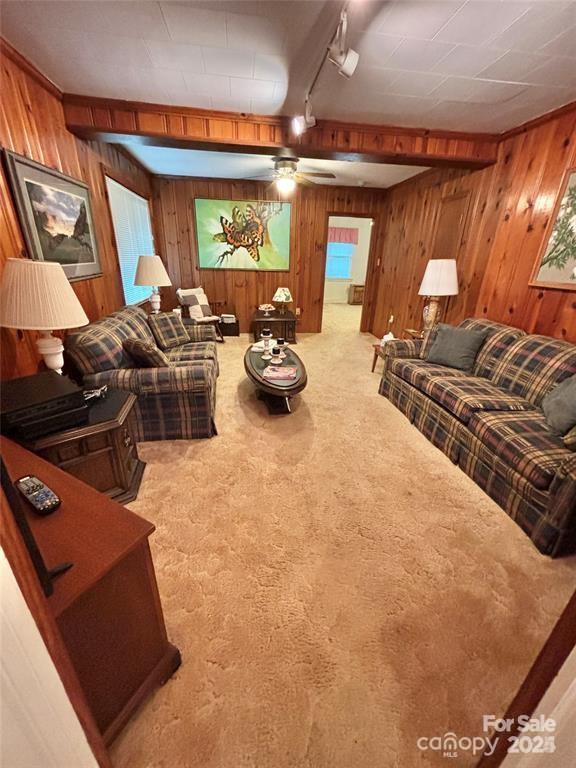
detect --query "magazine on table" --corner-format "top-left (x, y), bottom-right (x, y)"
top-left (262, 365), bottom-right (297, 380)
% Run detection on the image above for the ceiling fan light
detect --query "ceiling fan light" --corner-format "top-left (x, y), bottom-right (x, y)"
top-left (275, 176), bottom-right (296, 196)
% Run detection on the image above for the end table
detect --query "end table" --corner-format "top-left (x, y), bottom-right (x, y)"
top-left (252, 308), bottom-right (297, 343)
top-left (23, 390), bottom-right (145, 503)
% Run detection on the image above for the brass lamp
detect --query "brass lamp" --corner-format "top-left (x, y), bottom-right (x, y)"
top-left (418, 259), bottom-right (458, 331)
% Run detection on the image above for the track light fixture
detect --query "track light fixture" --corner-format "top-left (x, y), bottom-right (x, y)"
top-left (291, 4), bottom-right (359, 136)
top-left (328, 9), bottom-right (359, 79)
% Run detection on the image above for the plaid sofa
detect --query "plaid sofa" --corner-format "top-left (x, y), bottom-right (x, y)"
top-left (65, 306), bottom-right (219, 441)
top-left (379, 318), bottom-right (576, 557)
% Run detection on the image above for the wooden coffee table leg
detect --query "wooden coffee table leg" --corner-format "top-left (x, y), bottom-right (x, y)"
top-left (372, 348), bottom-right (378, 372)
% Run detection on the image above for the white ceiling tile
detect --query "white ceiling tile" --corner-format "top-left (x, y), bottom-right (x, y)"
top-left (184, 73), bottom-right (231, 97)
top-left (202, 46), bottom-right (255, 78)
top-left (250, 98), bottom-right (283, 115)
top-left (523, 58), bottom-right (576, 87)
top-left (356, 33), bottom-right (404, 68)
top-left (145, 40), bottom-right (204, 72)
top-left (385, 70), bottom-right (448, 97)
top-left (225, 12), bottom-right (286, 55)
top-left (538, 27), bottom-right (576, 58)
top-left (374, 1), bottom-right (465, 40)
top-left (211, 96), bottom-right (254, 113)
top-left (489, 6), bottom-right (576, 52)
top-left (80, 34), bottom-right (153, 69)
top-left (430, 76), bottom-right (527, 103)
top-left (477, 50), bottom-right (550, 82)
top-left (432, 44), bottom-right (507, 76)
top-left (229, 78), bottom-right (277, 100)
top-left (435, 1), bottom-right (531, 45)
top-left (382, 39), bottom-right (456, 71)
top-left (160, 2), bottom-right (227, 46)
top-left (254, 54), bottom-right (289, 83)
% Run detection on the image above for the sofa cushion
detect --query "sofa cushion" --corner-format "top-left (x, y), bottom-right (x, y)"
top-left (422, 376), bottom-right (536, 425)
top-left (165, 342), bottom-right (218, 363)
top-left (66, 325), bottom-right (127, 374)
top-left (458, 318), bottom-right (526, 379)
top-left (468, 411), bottom-right (573, 490)
top-left (148, 312), bottom-right (190, 350)
top-left (123, 338), bottom-right (169, 368)
top-left (109, 305), bottom-right (154, 342)
top-left (389, 358), bottom-right (468, 389)
top-left (491, 335), bottom-right (576, 406)
top-left (542, 375), bottom-right (576, 436)
top-left (426, 324), bottom-right (489, 371)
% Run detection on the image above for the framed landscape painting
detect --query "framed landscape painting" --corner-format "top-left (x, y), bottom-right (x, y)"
top-left (194, 198), bottom-right (291, 270)
top-left (4, 151), bottom-right (102, 281)
top-left (530, 167), bottom-right (576, 290)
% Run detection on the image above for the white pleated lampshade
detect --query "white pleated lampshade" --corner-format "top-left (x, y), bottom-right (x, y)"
top-left (134, 255), bottom-right (172, 287)
top-left (0, 258), bottom-right (89, 330)
top-left (418, 259), bottom-right (459, 297)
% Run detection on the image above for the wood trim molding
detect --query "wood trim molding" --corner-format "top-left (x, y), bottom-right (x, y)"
top-left (500, 100), bottom-right (576, 140)
top-left (62, 94), bottom-right (500, 169)
top-left (0, 37), bottom-right (62, 100)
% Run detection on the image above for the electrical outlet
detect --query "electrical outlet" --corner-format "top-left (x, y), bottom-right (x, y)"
top-left (389, 314), bottom-right (394, 324)
top-left (296, 307), bottom-right (301, 316)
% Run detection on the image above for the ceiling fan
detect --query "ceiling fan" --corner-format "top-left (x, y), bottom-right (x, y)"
top-left (247, 155), bottom-right (336, 194)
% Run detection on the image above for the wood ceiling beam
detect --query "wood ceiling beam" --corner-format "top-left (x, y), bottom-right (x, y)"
top-left (62, 94), bottom-right (499, 170)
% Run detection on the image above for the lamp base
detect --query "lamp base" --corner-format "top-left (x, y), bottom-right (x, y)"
top-left (36, 331), bottom-right (64, 374)
top-left (422, 296), bottom-right (441, 331)
top-left (150, 289), bottom-right (161, 314)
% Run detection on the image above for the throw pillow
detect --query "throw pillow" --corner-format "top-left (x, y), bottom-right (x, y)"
top-left (148, 312), bottom-right (190, 350)
top-left (177, 289), bottom-right (213, 321)
top-left (542, 375), bottom-right (576, 436)
top-left (426, 324), bottom-right (488, 371)
top-left (123, 338), bottom-right (170, 368)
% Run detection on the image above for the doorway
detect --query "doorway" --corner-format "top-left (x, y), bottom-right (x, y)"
top-left (322, 215), bottom-right (374, 330)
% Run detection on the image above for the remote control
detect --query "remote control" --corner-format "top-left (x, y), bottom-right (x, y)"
top-left (16, 475), bottom-right (61, 516)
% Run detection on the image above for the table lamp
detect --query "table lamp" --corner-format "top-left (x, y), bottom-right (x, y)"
top-left (0, 258), bottom-right (89, 373)
top-left (135, 254), bottom-right (172, 313)
top-left (272, 287), bottom-right (293, 315)
top-left (418, 259), bottom-right (458, 331)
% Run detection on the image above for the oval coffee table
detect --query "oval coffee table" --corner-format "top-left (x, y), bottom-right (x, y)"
top-left (244, 346), bottom-right (307, 414)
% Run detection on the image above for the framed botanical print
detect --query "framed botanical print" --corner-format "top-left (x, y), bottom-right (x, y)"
top-left (530, 167), bottom-right (576, 290)
top-left (4, 150), bottom-right (102, 281)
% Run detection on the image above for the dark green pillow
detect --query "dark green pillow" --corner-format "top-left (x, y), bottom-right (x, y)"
top-left (542, 375), bottom-right (576, 436)
top-left (426, 324), bottom-right (488, 372)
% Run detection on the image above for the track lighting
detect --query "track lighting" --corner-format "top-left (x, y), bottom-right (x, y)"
top-left (328, 9), bottom-right (359, 79)
top-left (291, 97), bottom-right (316, 137)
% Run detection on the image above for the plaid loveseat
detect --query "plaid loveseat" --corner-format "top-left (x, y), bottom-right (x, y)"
top-left (379, 318), bottom-right (576, 557)
top-left (65, 306), bottom-right (219, 441)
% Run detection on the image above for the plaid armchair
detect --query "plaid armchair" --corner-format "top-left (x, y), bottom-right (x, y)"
top-left (379, 319), bottom-right (576, 557)
top-left (65, 306), bottom-right (219, 441)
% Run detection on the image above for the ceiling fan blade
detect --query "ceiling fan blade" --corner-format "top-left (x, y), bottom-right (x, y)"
top-left (296, 176), bottom-right (317, 187)
top-left (243, 174), bottom-right (275, 181)
top-left (300, 172), bottom-right (337, 179)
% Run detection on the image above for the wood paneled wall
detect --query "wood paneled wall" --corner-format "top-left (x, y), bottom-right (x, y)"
top-left (371, 105), bottom-right (576, 342)
top-left (0, 45), bottom-right (151, 379)
top-left (151, 177), bottom-right (388, 333)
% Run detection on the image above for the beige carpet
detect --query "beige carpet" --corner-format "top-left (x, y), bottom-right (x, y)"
top-left (112, 305), bottom-right (576, 768)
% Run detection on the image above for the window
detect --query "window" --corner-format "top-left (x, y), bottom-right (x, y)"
top-left (105, 177), bottom-right (155, 306)
top-left (326, 242), bottom-right (354, 280)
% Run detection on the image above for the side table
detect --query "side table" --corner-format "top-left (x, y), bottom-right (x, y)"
top-left (371, 343), bottom-right (387, 373)
top-left (24, 390), bottom-right (145, 504)
top-left (252, 308), bottom-right (297, 343)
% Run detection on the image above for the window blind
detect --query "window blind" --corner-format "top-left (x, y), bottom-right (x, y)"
top-left (105, 177), bottom-right (155, 306)
top-left (326, 242), bottom-right (354, 279)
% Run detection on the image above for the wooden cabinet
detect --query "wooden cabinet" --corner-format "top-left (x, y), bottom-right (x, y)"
top-left (252, 309), bottom-right (297, 343)
top-left (25, 391), bottom-right (144, 504)
top-left (1, 438), bottom-right (180, 746)
top-left (347, 284), bottom-right (365, 305)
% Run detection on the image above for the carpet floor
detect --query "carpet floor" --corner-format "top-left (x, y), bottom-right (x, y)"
top-left (111, 305), bottom-right (576, 768)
